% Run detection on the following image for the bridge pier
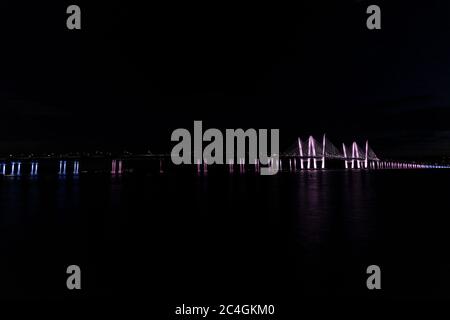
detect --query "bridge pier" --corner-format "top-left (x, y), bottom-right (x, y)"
top-left (111, 160), bottom-right (123, 175)
top-left (229, 159), bottom-right (234, 173)
top-left (196, 159), bottom-right (201, 175)
top-left (111, 160), bottom-right (116, 174)
top-left (203, 160), bottom-right (208, 175)
top-left (73, 161), bottom-right (79, 175)
top-left (31, 162), bottom-right (38, 176)
top-left (118, 160), bottom-right (123, 174)
top-left (59, 160), bottom-right (67, 175)
top-left (307, 157), bottom-right (317, 169)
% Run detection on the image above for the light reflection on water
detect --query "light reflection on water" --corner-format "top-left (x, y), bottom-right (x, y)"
top-left (0, 170), bottom-right (449, 299)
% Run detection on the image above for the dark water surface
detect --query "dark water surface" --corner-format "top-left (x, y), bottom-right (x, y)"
top-left (1, 170), bottom-right (450, 308)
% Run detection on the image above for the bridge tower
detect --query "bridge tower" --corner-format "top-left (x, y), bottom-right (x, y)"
top-left (298, 138), bottom-right (304, 169)
top-left (351, 142), bottom-right (360, 169)
top-left (342, 143), bottom-right (349, 169)
top-left (307, 136), bottom-right (317, 169)
top-left (322, 134), bottom-right (326, 169)
top-left (365, 140), bottom-right (369, 169)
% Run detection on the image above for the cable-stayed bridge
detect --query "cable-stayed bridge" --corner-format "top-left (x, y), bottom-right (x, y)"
top-left (282, 134), bottom-right (447, 170)
top-left (283, 134), bottom-right (379, 169)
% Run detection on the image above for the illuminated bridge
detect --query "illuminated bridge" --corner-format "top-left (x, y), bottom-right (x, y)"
top-left (282, 134), bottom-right (448, 170)
top-left (0, 139), bottom-right (449, 177)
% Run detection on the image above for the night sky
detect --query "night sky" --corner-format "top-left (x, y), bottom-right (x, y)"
top-left (1, 1), bottom-right (450, 158)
